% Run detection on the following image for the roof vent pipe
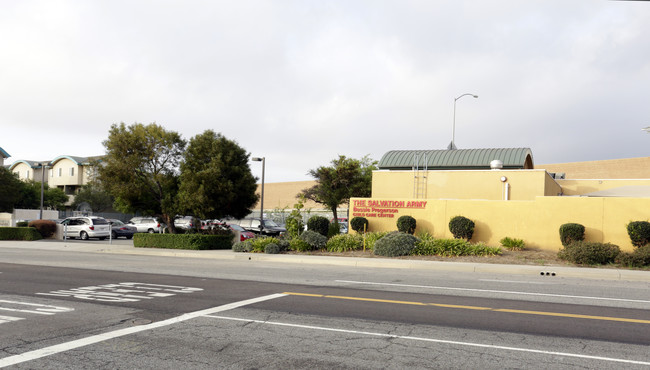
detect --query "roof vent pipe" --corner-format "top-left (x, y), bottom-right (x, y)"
top-left (490, 160), bottom-right (503, 170)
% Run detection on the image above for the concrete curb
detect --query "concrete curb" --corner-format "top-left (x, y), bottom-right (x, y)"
top-left (2, 240), bottom-right (650, 282)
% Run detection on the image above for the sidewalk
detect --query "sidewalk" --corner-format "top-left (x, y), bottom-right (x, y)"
top-left (2, 239), bottom-right (650, 282)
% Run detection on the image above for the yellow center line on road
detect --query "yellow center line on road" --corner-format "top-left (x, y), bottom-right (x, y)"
top-left (282, 292), bottom-right (650, 324)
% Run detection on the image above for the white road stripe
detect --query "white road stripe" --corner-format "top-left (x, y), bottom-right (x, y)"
top-left (336, 279), bottom-right (650, 304)
top-left (206, 315), bottom-right (650, 366)
top-left (0, 293), bottom-right (286, 368)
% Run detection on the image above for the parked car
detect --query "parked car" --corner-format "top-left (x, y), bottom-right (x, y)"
top-left (227, 223), bottom-right (256, 242)
top-left (60, 216), bottom-right (110, 240)
top-left (228, 218), bottom-right (286, 236)
top-left (107, 219), bottom-right (137, 239)
top-left (201, 219), bottom-right (222, 230)
top-left (174, 216), bottom-right (197, 230)
top-left (128, 217), bottom-right (165, 233)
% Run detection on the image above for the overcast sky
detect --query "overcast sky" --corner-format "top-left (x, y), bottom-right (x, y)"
top-left (2, 1), bottom-right (649, 183)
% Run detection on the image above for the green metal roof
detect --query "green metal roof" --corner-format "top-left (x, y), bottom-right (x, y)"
top-left (378, 148), bottom-right (534, 170)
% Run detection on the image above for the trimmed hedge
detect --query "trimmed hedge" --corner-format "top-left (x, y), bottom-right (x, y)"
top-left (617, 244), bottom-right (650, 267)
top-left (134, 233), bottom-right (233, 250)
top-left (397, 215), bottom-right (416, 234)
top-left (559, 223), bottom-right (585, 247)
top-left (350, 217), bottom-right (369, 233)
top-left (627, 221), bottom-right (650, 248)
top-left (28, 220), bottom-right (57, 238)
top-left (449, 216), bottom-right (475, 241)
top-left (307, 216), bottom-right (330, 237)
top-left (373, 232), bottom-right (418, 257)
top-left (299, 230), bottom-right (328, 250)
top-left (0, 227), bottom-right (43, 241)
top-left (557, 241), bottom-right (620, 265)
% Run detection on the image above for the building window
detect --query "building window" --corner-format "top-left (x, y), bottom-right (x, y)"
top-left (50, 169), bottom-right (54, 178)
top-left (70, 167), bottom-right (75, 176)
top-left (58, 168), bottom-right (62, 177)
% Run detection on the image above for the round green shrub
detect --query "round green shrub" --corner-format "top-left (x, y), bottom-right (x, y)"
top-left (627, 221), bottom-right (650, 248)
top-left (373, 232), bottom-right (419, 257)
top-left (364, 231), bottom-right (389, 251)
top-left (28, 219), bottom-right (57, 238)
top-left (264, 243), bottom-right (281, 254)
top-left (326, 234), bottom-right (363, 252)
top-left (559, 223), bottom-right (585, 247)
top-left (449, 216), bottom-right (475, 241)
top-left (299, 230), bottom-right (328, 250)
top-left (397, 215), bottom-right (416, 234)
top-left (557, 241), bottom-right (620, 265)
top-left (232, 240), bottom-right (253, 253)
top-left (307, 215), bottom-right (330, 237)
top-left (350, 217), bottom-right (369, 233)
top-left (250, 237), bottom-right (280, 253)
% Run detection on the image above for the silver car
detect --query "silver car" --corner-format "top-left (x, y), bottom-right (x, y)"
top-left (128, 217), bottom-right (165, 233)
top-left (60, 216), bottom-right (110, 240)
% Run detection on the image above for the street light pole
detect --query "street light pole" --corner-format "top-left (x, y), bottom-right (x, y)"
top-left (251, 157), bottom-right (265, 232)
top-left (450, 93), bottom-right (478, 150)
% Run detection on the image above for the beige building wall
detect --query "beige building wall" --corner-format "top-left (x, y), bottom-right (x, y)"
top-left (48, 158), bottom-right (84, 188)
top-left (372, 169), bottom-right (562, 201)
top-left (11, 162), bottom-right (35, 181)
top-left (538, 157), bottom-right (650, 179)
top-left (253, 180), bottom-right (321, 211)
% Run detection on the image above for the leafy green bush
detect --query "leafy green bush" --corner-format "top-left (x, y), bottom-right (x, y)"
top-left (326, 234), bottom-right (363, 252)
top-left (350, 217), bottom-right (368, 233)
top-left (559, 223), bottom-right (585, 247)
top-left (616, 245), bottom-right (650, 267)
top-left (627, 221), bottom-right (650, 248)
top-left (299, 230), bottom-right (327, 250)
top-left (449, 216), bottom-right (475, 241)
top-left (285, 217), bottom-right (304, 238)
top-left (289, 238), bottom-right (311, 252)
top-left (363, 231), bottom-right (389, 251)
top-left (232, 240), bottom-right (253, 252)
top-left (27, 220), bottom-right (57, 238)
top-left (16, 221), bottom-right (29, 227)
top-left (249, 237), bottom-right (280, 253)
top-left (0, 227), bottom-right (42, 241)
top-left (500, 237), bottom-right (525, 251)
top-left (373, 232), bottom-right (419, 257)
top-left (264, 243), bottom-right (281, 254)
top-left (133, 233), bottom-right (233, 250)
top-left (307, 216), bottom-right (330, 237)
top-left (557, 241), bottom-right (620, 265)
top-left (397, 215), bottom-right (417, 234)
top-left (328, 223), bottom-right (341, 238)
top-left (413, 238), bottom-right (501, 257)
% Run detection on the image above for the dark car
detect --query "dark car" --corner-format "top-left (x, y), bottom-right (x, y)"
top-left (228, 218), bottom-right (286, 236)
top-left (108, 219), bottom-right (137, 239)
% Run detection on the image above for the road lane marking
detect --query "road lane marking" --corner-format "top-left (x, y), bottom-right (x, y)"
top-left (0, 315), bottom-right (24, 324)
top-left (0, 293), bottom-right (286, 368)
top-left (205, 315), bottom-right (650, 366)
top-left (36, 282), bottom-right (204, 303)
top-left (336, 279), bottom-right (650, 305)
top-left (0, 300), bottom-right (74, 315)
top-left (283, 292), bottom-right (650, 324)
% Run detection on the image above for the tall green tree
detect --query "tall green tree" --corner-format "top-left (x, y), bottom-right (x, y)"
top-left (44, 187), bottom-right (69, 211)
top-left (72, 181), bottom-right (114, 212)
top-left (98, 122), bottom-right (186, 232)
top-left (178, 130), bottom-right (258, 220)
top-left (300, 155), bottom-right (377, 224)
top-left (0, 168), bottom-right (23, 212)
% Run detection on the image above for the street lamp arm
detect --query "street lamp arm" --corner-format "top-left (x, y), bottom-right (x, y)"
top-left (455, 93), bottom-right (479, 102)
top-left (451, 93), bottom-right (479, 149)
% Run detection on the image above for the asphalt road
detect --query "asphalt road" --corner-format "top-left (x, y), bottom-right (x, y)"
top-left (1, 247), bottom-right (650, 369)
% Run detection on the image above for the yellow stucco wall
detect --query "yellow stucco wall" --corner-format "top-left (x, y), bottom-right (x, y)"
top-left (557, 179), bottom-right (650, 196)
top-left (48, 158), bottom-right (84, 187)
top-left (372, 169), bottom-right (562, 201)
top-left (351, 196), bottom-right (649, 252)
top-left (538, 157), bottom-right (650, 179)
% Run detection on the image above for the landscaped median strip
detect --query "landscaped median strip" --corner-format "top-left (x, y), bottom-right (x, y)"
top-left (283, 292), bottom-right (650, 324)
